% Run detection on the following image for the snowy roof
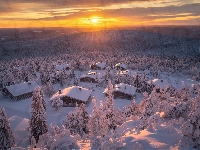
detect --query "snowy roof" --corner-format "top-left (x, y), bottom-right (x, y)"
top-left (114, 83), bottom-right (136, 95)
top-left (118, 70), bottom-right (137, 76)
top-left (95, 62), bottom-right (106, 69)
top-left (14, 66), bottom-right (23, 71)
top-left (55, 64), bottom-right (69, 71)
top-left (51, 86), bottom-right (92, 102)
top-left (118, 70), bottom-right (147, 77)
top-left (6, 81), bottom-right (38, 97)
top-left (81, 71), bottom-right (102, 79)
top-left (115, 63), bottom-right (127, 69)
top-left (151, 79), bottom-right (168, 89)
top-left (104, 83), bottom-right (136, 96)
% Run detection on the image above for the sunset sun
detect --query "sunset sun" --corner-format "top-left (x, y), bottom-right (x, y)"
top-left (91, 18), bottom-right (98, 23)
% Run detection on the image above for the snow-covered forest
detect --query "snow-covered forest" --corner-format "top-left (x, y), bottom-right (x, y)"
top-left (0, 29), bottom-right (200, 150)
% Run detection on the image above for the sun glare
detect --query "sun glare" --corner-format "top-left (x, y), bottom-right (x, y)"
top-left (91, 18), bottom-right (98, 23)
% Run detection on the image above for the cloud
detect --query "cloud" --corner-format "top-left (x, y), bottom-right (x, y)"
top-left (0, 0), bottom-right (160, 9)
top-left (0, 0), bottom-right (200, 26)
top-left (24, 3), bottom-right (199, 21)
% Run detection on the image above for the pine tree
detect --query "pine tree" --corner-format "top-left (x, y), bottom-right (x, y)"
top-left (40, 88), bottom-right (46, 110)
top-left (29, 86), bottom-right (48, 143)
top-left (181, 90), bottom-right (200, 148)
top-left (89, 99), bottom-right (108, 147)
top-left (0, 106), bottom-right (15, 150)
top-left (44, 81), bottom-right (54, 97)
top-left (50, 96), bottom-right (63, 110)
top-left (134, 72), bottom-right (140, 89)
top-left (139, 88), bottom-right (161, 129)
top-left (123, 99), bottom-right (140, 119)
top-left (65, 103), bottom-right (89, 136)
top-left (36, 125), bottom-right (76, 150)
top-left (115, 108), bottom-right (124, 126)
top-left (102, 80), bottom-right (117, 130)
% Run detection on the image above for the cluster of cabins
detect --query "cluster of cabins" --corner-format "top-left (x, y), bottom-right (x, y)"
top-left (1, 61), bottom-right (168, 107)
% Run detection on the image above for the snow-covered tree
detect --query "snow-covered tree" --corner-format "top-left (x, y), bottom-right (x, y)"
top-left (35, 125), bottom-right (76, 150)
top-left (101, 67), bottom-right (113, 85)
top-left (50, 96), bottom-right (63, 110)
top-left (134, 72), bottom-right (140, 89)
top-left (73, 77), bottom-right (79, 86)
top-left (102, 80), bottom-right (117, 130)
top-left (163, 101), bottom-right (188, 119)
top-left (141, 88), bottom-right (160, 119)
top-left (44, 81), bottom-right (54, 97)
top-left (115, 108), bottom-right (125, 126)
top-left (99, 124), bottom-right (127, 150)
top-left (139, 91), bottom-right (149, 113)
top-left (146, 113), bottom-right (162, 131)
top-left (181, 90), bottom-right (200, 148)
top-left (40, 88), bottom-right (46, 110)
top-left (65, 103), bottom-right (89, 136)
top-left (88, 99), bottom-right (108, 147)
top-left (123, 99), bottom-right (140, 119)
top-left (139, 88), bottom-right (161, 129)
top-left (162, 86), bottom-right (190, 119)
top-left (29, 86), bottom-right (48, 143)
top-left (0, 106), bottom-right (15, 150)
top-left (58, 69), bottom-right (66, 87)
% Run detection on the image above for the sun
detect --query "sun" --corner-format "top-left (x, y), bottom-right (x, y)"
top-left (91, 18), bottom-right (98, 23)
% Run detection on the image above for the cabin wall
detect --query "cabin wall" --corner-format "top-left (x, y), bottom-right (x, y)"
top-left (2, 88), bottom-right (14, 99)
top-left (61, 96), bottom-right (86, 107)
top-left (80, 77), bottom-right (96, 83)
top-left (113, 91), bottom-right (134, 100)
top-left (91, 65), bottom-right (101, 70)
top-left (15, 92), bottom-right (34, 101)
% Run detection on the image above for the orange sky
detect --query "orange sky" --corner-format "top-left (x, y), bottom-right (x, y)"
top-left (0, 0), bottom-right (200, 28)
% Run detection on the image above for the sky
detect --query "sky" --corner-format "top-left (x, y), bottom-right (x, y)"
top-left (0, 0), bottom-right (200, 28)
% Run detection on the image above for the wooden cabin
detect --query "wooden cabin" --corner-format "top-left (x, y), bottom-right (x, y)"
top-left (50, 86), bottom-right (92, 107)
top-left (80, 71), bottom-right (102, 83)
top-left (91, 62), bottom-right (106, 70)
top-left (118, 70), bottom-right (137, 78)
top-left (2, 81), bottom-right (38, 101)
top-left (114, 63), bottom-right (127, 71)
top-left (104, 83), bottom-right (136, 100)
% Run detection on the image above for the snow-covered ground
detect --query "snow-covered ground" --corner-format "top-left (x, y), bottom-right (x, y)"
top-left (0, 69), bottom-right (199, 149)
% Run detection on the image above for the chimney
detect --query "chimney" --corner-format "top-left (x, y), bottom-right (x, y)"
top-left (59, 89), bottom-right (62, 94)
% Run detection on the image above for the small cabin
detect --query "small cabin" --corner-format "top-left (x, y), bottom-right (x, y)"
top-left (55, 64), bottom-right (69, 71)
top-left (50, 86), bottom-right (92, 107)
top-left (114, 63), bottom-right (127, 71)
top-left (104, 83), bottom-right (136, 100)
top-left (91, 62), bottom-right (106, 70)
top-left (118, 70), bottom-right (137, 78)
top-left (2, 81), bottom-right (38, 101)
top-left (80, 71), bottom-right (102, 83)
